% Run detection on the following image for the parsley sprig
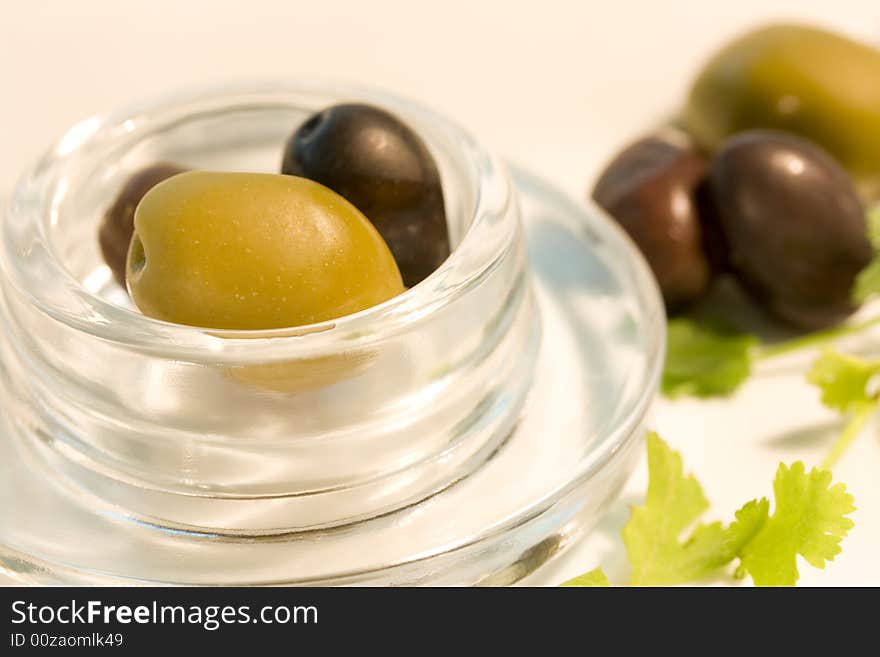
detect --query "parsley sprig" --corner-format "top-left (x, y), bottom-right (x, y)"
top-left (662, 315), bottom-right (880, 400)
top-left (562, 433), bottom-right (855, 587)
top-left (806, 348), bottom-right (880, 469)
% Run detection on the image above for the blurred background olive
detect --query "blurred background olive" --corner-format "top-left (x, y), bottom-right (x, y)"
top-left (710, 130), bottom-right (872, 329)
top-left (683, 23), bottom-right (880, 202)
top-left (592, 129), bottom-right (719, 311)
top-left (282, 103), bottom-right (450, 287)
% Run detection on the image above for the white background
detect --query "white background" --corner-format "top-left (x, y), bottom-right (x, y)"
top-left (3, 0), bottom-right (879, 585)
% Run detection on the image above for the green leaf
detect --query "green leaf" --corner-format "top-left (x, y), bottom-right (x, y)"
top-left (866, 205), bottom-right (880, 249)
top-left (563, 435), bottom-right (855, 589)
top-left (738, 462), bottom-right (856, 586)
top-left (806, 348), bottom-right (880, 413)
top-left (559, 568), bottom-right (610, 587)
top-left (853, 206), bottom-right (880, 303)
top-left (853, 259), bottom-right (880, 304)
top-left (624, 433), bottom-right (754, 585)
top-left (662, 318), bottom-right (757, 399)
top-left (724, 498), bottom-right (771, 561)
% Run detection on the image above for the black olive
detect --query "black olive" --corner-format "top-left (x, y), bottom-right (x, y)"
top-left (711, 130), bottom-right (872, 329)
top-left (282, 103), bottom-right (450, 287)
top-left (99, 163), bottom-right (186, 287)
top-left (591, 129), bottom-right (717, 311)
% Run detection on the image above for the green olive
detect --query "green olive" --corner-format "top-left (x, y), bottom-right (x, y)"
top-left (683, 23), bottom-right (880, 197)
top-left (127, 171), bottom-right (405, 330)
top-left (226, 351), bottom-right (376, 393)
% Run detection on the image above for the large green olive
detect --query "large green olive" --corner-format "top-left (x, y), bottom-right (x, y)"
top-left (592, 130), bottom-right (720, 311)
top-left (281, 103), bottom-right (450, 287)
top-left (127, 171), bottom-right (405, 330)
top-left (711, 130), bottom-right (872, 329)
top-left (683, 23), bottom-right (880, 199)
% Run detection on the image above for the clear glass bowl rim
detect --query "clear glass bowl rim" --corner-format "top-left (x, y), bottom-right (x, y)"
top-left (1, 80), bottom-right (517, 361)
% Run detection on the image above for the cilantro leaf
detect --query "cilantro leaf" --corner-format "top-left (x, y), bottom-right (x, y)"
top-left (867, 205), bottom-right (880, 249)
top-left (806, 348), bottom-right (879, 469)
top-left (623, 433), bottom-right (754, 585)
top-left (559, 568), bottom-right (609, 587)
top-left (623, 432), bottom-right (709, 585)
top-left (563, 435), bottom-right (854, 588)
top-left (663, 318), bottom-right (757, 399)
top-left (806, 348), bottom-right (880, 413)
top-left (738, 462), bottom-right (855, 586)
top-left (724, 498), bottom-right (771, 561)
top-left (853, 260), bottom-right (880, 305)
top-left (853, 206), bottom-right (880, 303)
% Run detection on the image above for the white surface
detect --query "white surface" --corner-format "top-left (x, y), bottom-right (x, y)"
top-left (3, 0), bottom-right (880, 586)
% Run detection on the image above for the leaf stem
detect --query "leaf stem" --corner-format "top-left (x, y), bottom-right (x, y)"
top-left (755, 315), bottom-right (880, 361)
top-left (820, 402), bottom-right (878, 471)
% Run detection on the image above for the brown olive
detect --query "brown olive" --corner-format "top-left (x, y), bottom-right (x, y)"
top-left (711, 130), bottom-right (872, 329)
top-left (99, 163), bottom-right (186, 286)
top-left (591, 129), bottom-right (717, 311)
top-left (281, 103), bottom-right (450, 287)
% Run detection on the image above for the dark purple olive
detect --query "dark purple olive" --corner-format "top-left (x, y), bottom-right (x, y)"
top-left (711, 130), bottom-right (872, 330)
top-left (99, 163), bottom-right (187, 286)
top-left (281, 103), bottom-right (450, 287)
top-left (592, 129), bottom-right (718, 311)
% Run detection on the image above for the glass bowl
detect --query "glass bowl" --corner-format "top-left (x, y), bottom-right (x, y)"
top-left (0, 82), bottom-right (664, 585)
